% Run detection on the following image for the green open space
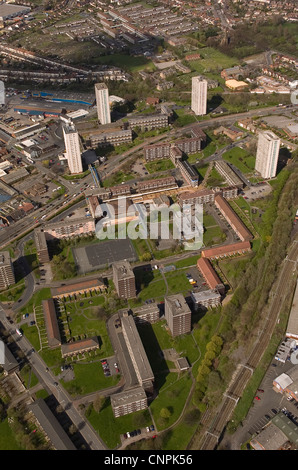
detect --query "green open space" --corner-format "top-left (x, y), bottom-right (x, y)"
top-left (145, 159), bottom-right (175, 174)
top-left (87, 401), bottom-right (152, 449)
top-left (222, 147), bottom-right (256, 174)
top-left (0, 418), bottom-right (23, 450)
top-left (61, 362), bottom-right (120, 397)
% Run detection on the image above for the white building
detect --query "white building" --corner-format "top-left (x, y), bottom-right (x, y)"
top-left (255, 131), bottom-right (280, 179)
top-left (62, 120), bottom-right (83, 174)
top-left (95, 83), bottom-right (111, 125)
top-left (191, 76), bottom-right (208, 116)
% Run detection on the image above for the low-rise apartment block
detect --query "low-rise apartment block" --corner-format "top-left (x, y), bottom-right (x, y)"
top-left (178, 189), bottom-right (215, 206)
top-left (111, 387), bottom-right (148, 418)
top-left (214, 194), bottom-right (253, 241)
top-left (191, 290), bottom-right (222, 311)
top-left (127, 113), bottom-right (168, 131)
top-left (214, 161), bottom-right (244, 188)
top-left (197, 257), bottom-right (225, 295)
top-left (61, 337), bottom-right (99, 358)
top-left (89, 128), bottom-right (132, 147)
top-left (201, 240), bottom-right (252, 260)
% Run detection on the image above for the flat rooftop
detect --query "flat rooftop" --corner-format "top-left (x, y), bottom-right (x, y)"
top-left (165, 294), bottom-right (191, 316)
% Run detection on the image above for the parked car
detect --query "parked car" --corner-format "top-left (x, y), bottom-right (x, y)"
top-left (254, 396), bottom-right (261, 401)
top-left (257, 389), bottom-right (264, 393)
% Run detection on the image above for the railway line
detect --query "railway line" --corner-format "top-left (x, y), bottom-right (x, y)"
top-left (199, 238), bottom-right (298, 450)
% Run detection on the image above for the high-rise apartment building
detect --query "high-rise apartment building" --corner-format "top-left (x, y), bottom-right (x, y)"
top-left (191, 76), bottom-right (208, 116)
top-left (255, 131), bottom-right (280, 179)
top-left (0, 251), bottom-right (15, 289)
top-left (62, 120), bottom-right (83, 174)
top-left (95, 83), bottom-right (111, 125)
top-left (112, 261), bottom-right (136, 299)
top-left (164, 294), bottom-right (191, 337)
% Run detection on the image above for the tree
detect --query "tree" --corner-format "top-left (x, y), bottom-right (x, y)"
top-left (160, 407), bottom-right (172, 419)
top-left (93, 394), bottom-right (105, 413)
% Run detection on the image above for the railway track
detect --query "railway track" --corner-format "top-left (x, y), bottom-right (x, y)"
top-left (199, 238), bottom-right (298, 450)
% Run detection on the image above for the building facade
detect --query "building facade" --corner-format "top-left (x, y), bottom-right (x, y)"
top-left (191, 76), bottom-right (208, 116)
top-left (95, 83), bottom-right (111, 125)
top-left (0, 251), bottom-right (15, 289)
top-left (255, 131), bottom-right (281, 179)
top-left (112, 261), bottom-right (136, 299)
top-left (62, 120), bottom-right (83, 174)
top-left (111, 387), bottom-right (148, 418)
top-left (164, 294), bottom-right (191, 337)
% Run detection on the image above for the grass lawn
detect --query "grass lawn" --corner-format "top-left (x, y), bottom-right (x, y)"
top-left (203, 225), bottom-right (226, 247)
top-left (92, 53), bottom-right (156, 72)
top-left (87, 400), bottom-right (152, 449)
top-left (0, 278), bottom-right (25, 303)
top-left (222, 147), bottom-right (255, 174)
top-left (62, 361), bottom-right (120, 397)
top-left (17, 288), bottom-right (51, 321)
top-left (150, 373), bottom-right (193, 432)
top-left (145, 159), bottom-right (175, 174)
top-left (0, 418), bottom-right (23, 450)
top-left (190, 47), bottom-right (238, 75)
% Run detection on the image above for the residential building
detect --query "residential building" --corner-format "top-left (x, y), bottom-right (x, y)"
top-left (51, 279), bottom-right (106, 299)
top-left (34, 229), bottom-right (50, 264)
top-left (255, 131), bottom-right (281, 179)
top-left (178, 189), bottom-right (215, 206)
top-left (197, 257), bottom-right (225, 295)
top-left (121, 312), bottom-right (154, 392)
top-left (61, 337), bottom-right (99, 358)
top-left (201, 240), bottom-right (252, 260)
top-left (42, 217), bottom-right (95, 240)
top-left (127, 113), bottom-right (168, 131)
top-left (111, 387), bottom-right (148, 418)
top-left (28, 399), bottom-right (76, 450)
top-left (0, 251), bottom-right (15, 290)
top-left (191, 76), bottom-right (208, 116)
top-left (113, 260), bottom-right (136, 299)
top-left (89, 128), bottom-right (132, 147)
top-left (214, 161), bottom-right (244, 188)
top-left (164, 294), bottom-right (191, 337)
top-left (62, 120), bottom-right (83, 174)
top-left (214, 194), bottom-right (253, 241)
top-left (132, 303), bottom-right (160, 324)
top-left (2, 342), bottom-right (19, 376)
top-left (95, 83), bottom-right (111, 125)
top-left (42, 299), bottom-right (61, 349)
top-left (191, 289), bottom-right (222, 311)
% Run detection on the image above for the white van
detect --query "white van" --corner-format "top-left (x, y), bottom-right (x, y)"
top-left (15, 328), bottom-right (22, 337)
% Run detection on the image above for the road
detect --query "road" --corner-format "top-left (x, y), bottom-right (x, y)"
top-left (0, 303), bottom-right (107, 450)
top-left (2, 104), bottom-right (296, 250)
